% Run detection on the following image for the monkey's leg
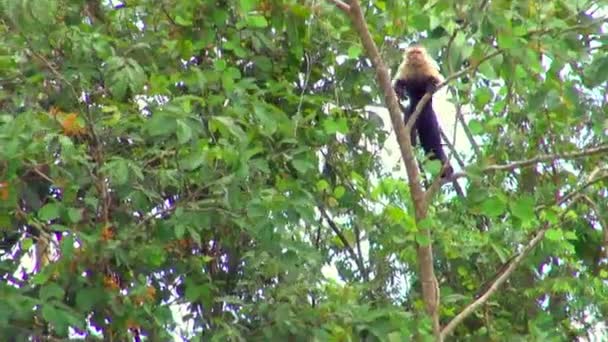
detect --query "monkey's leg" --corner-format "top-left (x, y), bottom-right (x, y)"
top-left (416, 107), bottom-right (453, 177)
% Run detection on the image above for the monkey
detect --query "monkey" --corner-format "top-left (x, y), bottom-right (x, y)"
top-left (392, 45), bottom-right (453, 178)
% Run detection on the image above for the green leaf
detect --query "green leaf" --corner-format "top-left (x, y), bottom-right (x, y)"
top-left (175, 224), bottom-right (186, 239)
top-left (50, 224), bottom-right (70, 231)
top-left (347, 45), bottom-right (362, 59)
top-left (316, 180), bottom-right (330, 192)
top-left (333, 186), bottom-right (346, 199)
top-left (415, 232), bottom-right (431, 246)
top-left (323, 117), bottom-right (349, 134)
top-left (0, 214), bottom-right (10, 227)
top-left (175, 14), bottom-right (193, 26)
top-left (181, 150), bottom-right (207, 171)
top-left (468, 119), bottom-right (483, 135)
top-left (39, 203), bottom-right (60, 221)
top-left (176, 120), bottom-right (193, 144)
top-left (41, 305), bottom-right (57, 323)
top-left (510, 195), bottom-right (535, 223)
top-left (61, 235), bottom-right (75, 258)
top-left (474, 87), bottom-right (493, 107)
top-left (142, 246), bottom-right (167, 267)
top-left (210, 116), bottom-right (246, 139)
top-left (291, 156), bottom-right (315, 174)
top-left (108, 159), bottom-right (129, 185)
top-left (66, 208), bottom-right (82, 224)
top-left (40, 283), bottom-right (65, 301)
top-left (240, 0), bottom-right (256, 12)
top-left (480, 196), bottom-right (506, 218)
top-left (146, 113), bottom-right (177, 137)
top-left (253, 104), bottom-right (278, 135)
top-left (497, 32), bottom-right (514, 49)
top-left (545, 229), bottom-right (563, 241)
top-left (21, 238), bottom-right (34, 251)
top-left (246, 15), bottom-right (268, 28)
top-left (76, 288), bottom-right (101, 311)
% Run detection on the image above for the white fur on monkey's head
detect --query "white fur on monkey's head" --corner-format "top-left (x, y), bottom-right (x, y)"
top-left (393, 44), bottom-right (444, 84)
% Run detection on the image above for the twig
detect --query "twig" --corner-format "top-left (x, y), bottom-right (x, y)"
top-left (441, 189), bottom-right (584, 339)
top-left (29, 166), bottom-right (55, 184)
top-left (328, 0), bottom-right (350, 12)
top-left (24, 36), bottom-right (111, 225)
top-left (319, 206), bottom-right (367, 280)
top-left (136, 203), bottom-right (178, 229)
top-left (441, 222), bottom-right (552, 339)
top-left (440, 128), bottom-right (466, 169)
top-left (24, 41), bottom-right (79, 100)
top-left (353, 222), bottom-right (369, 281)
top-left (454, 100), bottom-right (482, 159)
top-left (483, 145), bottom-right (608, 173)
top-left (580, 194), bottom-right (608, 262)
top-left (556, 170), bottom-right (608, 206)
top-left (161, 5), bottom-right (178, 26)
top-left (423, 129), bottom-right (467, 201)
top-left (296, 53), bottom-right (312, 117)
top-left (448, 145), bottom-right (608, 182)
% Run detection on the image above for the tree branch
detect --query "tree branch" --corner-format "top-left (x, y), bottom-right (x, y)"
top-left (441, 222), bottom-right (553, 339)
top-left (319, 206), bottom-right (367, 280)
top-left (328, 0), bottom-right (351, 12)
top-left (327, 0), bottom-right (439, 335)
top-left (440, 172), bottom-right (596, 338)
top-left (448, 145), bottom-right (608, 182)
top-left (482, 145), bottom-right (608, 173)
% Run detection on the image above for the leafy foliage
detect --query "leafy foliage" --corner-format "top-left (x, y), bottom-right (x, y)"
top-left (0, 0), bottom-right (607, 340)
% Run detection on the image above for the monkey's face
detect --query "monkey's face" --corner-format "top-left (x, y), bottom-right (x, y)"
top-left (405, 47), bottom-right (427, 66)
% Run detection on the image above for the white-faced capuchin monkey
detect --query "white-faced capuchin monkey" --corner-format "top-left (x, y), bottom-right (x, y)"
top-left (392, 45), bottom-right (454, 178)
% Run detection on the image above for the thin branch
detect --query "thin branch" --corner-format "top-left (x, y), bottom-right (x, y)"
top-left (136, 203), bottom-right (178, 229)
top-left (454, 101), bottom-right (482, 159)
top-left (581, 194), bottom-right (608, 263)
top-left (441, 128), bottom-right (466, 169)
top-left (441, 222), bottom-right (552, 339)
top-left (319, 206), bottom-right (367, 280)
top-left (328, 0), bottom-right (350, 12)
top-left (353, 222), bottom-right (369, 281)
top-left (423, 128), bottom-right (468, 201)
top-left (23, 164), bottom-right (55, 184)
top-left (424, 163), bottom-right (458, 204)
top-left (296, 53), bottom-right (312, 117)
top-left (24, 41), bottom-right (79, 100)
top-left (557, 171), bottom-right (608, 206)
top-left (444, 30), bottom-right (459, 75)
top-left (161, 5), bottom-right (178, 26)
top-left (448, 145), bottom-right (608, 182)
top-left (483, 145), bottom-right (608, 173)
top-left (441, 177), bottom-right (592, 338)
top-left (24, 36), bottom-right (112, 225)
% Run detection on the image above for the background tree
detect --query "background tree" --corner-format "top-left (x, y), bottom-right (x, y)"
top-left (0, 0), bottom-right (607, 340)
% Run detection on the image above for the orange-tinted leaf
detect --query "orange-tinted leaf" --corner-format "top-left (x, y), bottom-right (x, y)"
top-left (0, 182), bottom-right (9, 200)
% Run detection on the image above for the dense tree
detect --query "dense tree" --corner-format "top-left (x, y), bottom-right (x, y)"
top-left (0, 0), bottom-right (607, 340)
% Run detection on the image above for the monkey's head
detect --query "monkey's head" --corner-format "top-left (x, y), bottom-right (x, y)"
top-left (404, 45), bottom-right (429, 67)
top-left (394, 44), bottom-right (443, 88)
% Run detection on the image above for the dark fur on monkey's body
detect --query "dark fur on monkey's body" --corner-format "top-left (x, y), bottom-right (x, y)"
top-left (393, 45), bottom-right (453, 178)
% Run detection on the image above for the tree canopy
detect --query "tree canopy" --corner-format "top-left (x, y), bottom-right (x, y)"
top-left (1, 0), bottom-right (607, 340)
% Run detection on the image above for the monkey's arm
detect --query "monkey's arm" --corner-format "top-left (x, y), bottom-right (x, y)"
top-left (392, 79), bottom-right (408, 99)
top-left (393, 80), bottom-right (418, 145)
